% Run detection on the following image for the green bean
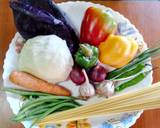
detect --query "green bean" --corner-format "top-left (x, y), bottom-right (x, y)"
top-left (115, 70), bottom-right (151, 92)
top-left (3, 88), bottom-right (52, 96)
top-left (26, 108), bottom-right (49, 119)
top-left (12, 114), bottom-right (26, 122)
top-left (14, 101), bottom-right (64, 122)
top-left (3, 88), bottom-right (80, 101)
top-left (21, 97), bottom-right (59, 108)
top-left (3, 88), bottom-right (81, 127)
top-left (70, 99), bottom-right (82, 106)
top-left (44, 102), bottom-right (78, 116)
top-left (38, 102), bottom-right (79, 119)
top-left (30, 103), bottom-right (79, 128)
top-left (113, 63), bottom-right (146, 79)
top-left (17, 102), bottom-right (78, 122)
top-left (4, 88), bottom-right (78, 100)
top-left (27, 100), bottom-right (71, 116)
top-left (19, 99), bottom-right (60, 115)
top-left (13, 114), bottom-right (44, 122)
top-left (31, 108), bottom-right (49, 115)
top-left (24, 114), bottom-right (44, 121)
top-left (14, 99), bottom-right (80, 122)
top-left (17, 101), bottom-right (48, 120)
top-left (56, 106), bottom-right (74, 111)
top-left (20, 95), bottom-right (72, 111)
top-left (13, 109), bottom-right (48, 122)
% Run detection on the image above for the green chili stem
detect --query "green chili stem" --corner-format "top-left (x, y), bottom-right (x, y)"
top-left (80, 44), bottom-right (93, 57)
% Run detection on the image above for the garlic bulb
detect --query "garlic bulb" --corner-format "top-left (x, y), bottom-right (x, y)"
top-left (96, 80), bottom-right (114, 97)
top-left (79, 69), bottom-right (95, 98)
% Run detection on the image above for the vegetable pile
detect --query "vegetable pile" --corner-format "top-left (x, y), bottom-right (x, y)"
top-left (6, 0), bottom-right (160, 127)
top-left (69, 6), bottom-right (144, 96)
top-left (70, 6), bottom-right (160, 96)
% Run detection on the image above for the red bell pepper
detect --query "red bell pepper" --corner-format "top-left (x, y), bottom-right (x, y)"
top-left (80, 7), bottom-right (117, 46)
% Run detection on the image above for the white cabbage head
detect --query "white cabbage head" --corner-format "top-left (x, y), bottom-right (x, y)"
top-left (19, 35), bottom-right (73, 83)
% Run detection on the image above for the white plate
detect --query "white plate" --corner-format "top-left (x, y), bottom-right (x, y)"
top-left (3, 1), bottom-right (153, 128)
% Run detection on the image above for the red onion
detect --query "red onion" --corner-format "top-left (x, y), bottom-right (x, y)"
top-left (89, 64), bottom-right (108, 82)
top-left (70, 67), bottom-right (86, 85)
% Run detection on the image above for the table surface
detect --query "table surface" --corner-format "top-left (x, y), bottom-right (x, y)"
top-left (0, 0), bottom-right (160, 128)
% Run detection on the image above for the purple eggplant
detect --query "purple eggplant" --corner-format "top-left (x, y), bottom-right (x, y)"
top-left (9, 0), bottom-right (79, 54)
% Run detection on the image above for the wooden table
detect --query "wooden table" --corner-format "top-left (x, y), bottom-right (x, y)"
top-left (0, 0), bottom-right (160, 128)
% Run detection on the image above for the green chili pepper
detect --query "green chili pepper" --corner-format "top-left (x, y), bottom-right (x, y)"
top-left (75, 44), bottom-right (98, 69)
top-left (115, 70), bottom-right (151, 92)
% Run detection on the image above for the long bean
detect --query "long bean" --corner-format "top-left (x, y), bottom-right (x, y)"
top-left (17, 103), bottom-right (56, 120)
top-left (25, 114), bottom-right (44, 121)
top-left (3, 88), bottom-right (81, 128)
top-left (13, 109), bottom-right (48, 122)
top-left (14, 101), bottom-right (52, 121)
top-left (12, 113), bottom-right (26, 122)
top-left (26, 100), bottom-right (71, 116)
top-left (17, 97), bottom-right (74, 119)
top-left (14, 114), bottom-right (44, 122)
top-left (38, 102), bottom-right (79, 120)
top-left (3, 88), bottom-right (82, 101)
top-left (3, 88), bottom-right (79, 100)
top-left (70, 99), bottom-right (82, 106)
top-left (13, 100), bottom-right (80, 122)
top-left (20, 96), bottom-right (72, 111)
top-left (19, 99), bottom-right (59, 114)
top-left (13, 99), bottom-right (76, 122)
top-left (3, 88), bottom-right (52, 96)
top-left (30, 103), bottom-right (79, 128)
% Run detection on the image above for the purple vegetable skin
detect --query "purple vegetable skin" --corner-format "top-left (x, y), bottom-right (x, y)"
top-left (9, 0), bottom-right (79, 54)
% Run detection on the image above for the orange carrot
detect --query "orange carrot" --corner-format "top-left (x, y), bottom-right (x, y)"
top-left (9, 71), bottom-right (71, 96)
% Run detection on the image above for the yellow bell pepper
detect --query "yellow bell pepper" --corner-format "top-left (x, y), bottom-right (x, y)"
top-left (98, 34), bottom-right (138, 68)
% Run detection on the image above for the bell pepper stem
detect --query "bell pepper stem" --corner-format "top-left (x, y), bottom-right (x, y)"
top-left (80, 44), bottom-right (93, 57)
